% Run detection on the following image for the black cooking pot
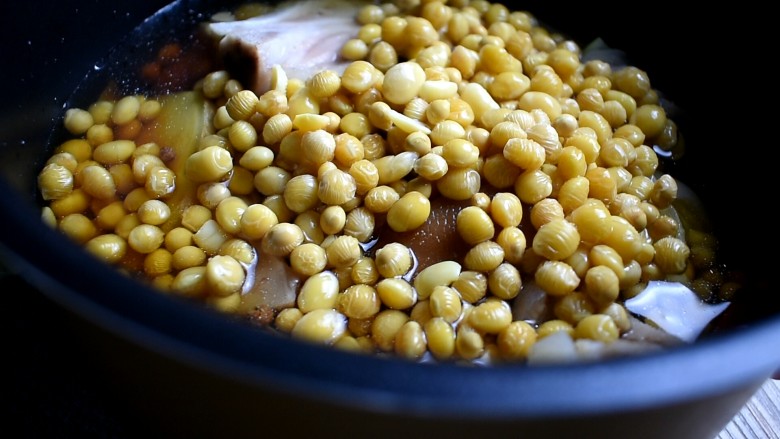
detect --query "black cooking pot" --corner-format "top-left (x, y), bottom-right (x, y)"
top-left (1, 1), bottom-right (777, 438)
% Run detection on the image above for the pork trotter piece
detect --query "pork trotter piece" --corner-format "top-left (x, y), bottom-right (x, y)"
top-left (208, 0), bottom-right (363, 94)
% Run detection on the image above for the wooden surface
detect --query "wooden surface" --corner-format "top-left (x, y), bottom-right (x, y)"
top-left (717, 379), bottom-right (779, 439)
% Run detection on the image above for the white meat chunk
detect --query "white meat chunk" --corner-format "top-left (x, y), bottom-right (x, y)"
top-left (625, 280), bottom-right (729, 343)
top-left (208, 0), bottom-right (364, 94)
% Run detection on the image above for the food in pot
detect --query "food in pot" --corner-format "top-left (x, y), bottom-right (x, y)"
top-left (35, 0), bottom-right (737, 364)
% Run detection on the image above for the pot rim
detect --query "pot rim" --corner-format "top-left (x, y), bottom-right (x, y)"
top-left (2, 180), bottom-right (779, 420)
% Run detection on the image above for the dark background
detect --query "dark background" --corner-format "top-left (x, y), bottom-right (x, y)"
top-left (2, 272), bottom-right (151, 437)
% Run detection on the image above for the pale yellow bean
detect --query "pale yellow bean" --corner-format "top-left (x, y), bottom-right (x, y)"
top-left (376, 278), bottom-right (417, 310)
top-left (206, 255), bottom-right (245, 297)
top-left (297, 271), bottom-right (340, 313)
top-left (186, 146), bottom-right (233, 183)
top-left (289, 243), bottom-right (328, 277)
top-left (291, 309), bottom-right (348, 345)
top-left (386, 191), bottom-right (430, 232)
